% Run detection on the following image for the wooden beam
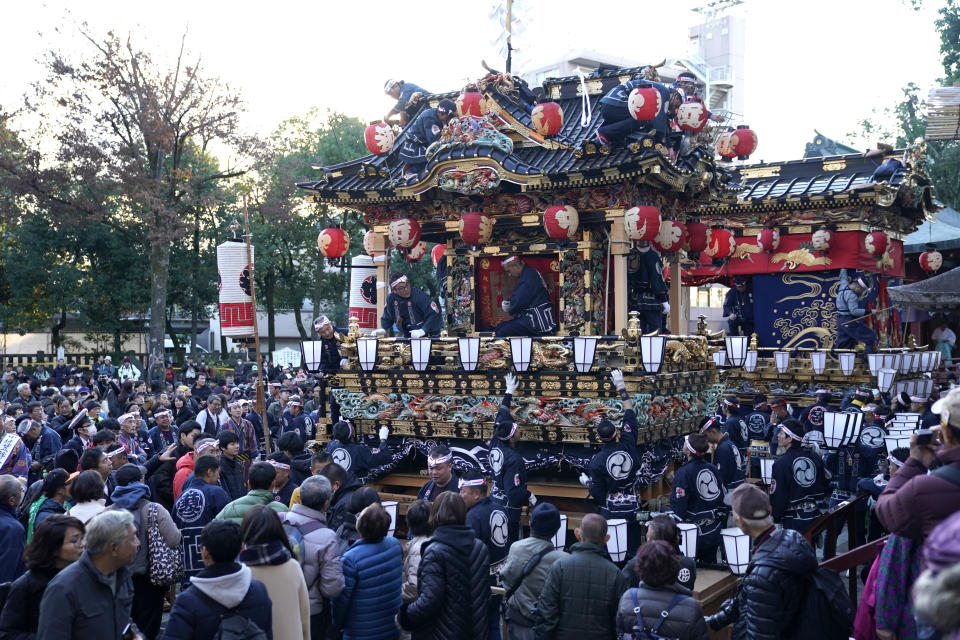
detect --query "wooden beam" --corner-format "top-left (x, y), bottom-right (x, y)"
top-left (609, 212), bottom-right (630, 334)
top-left (373, 231), bottom-right (389, 327)
top-left (669, 251), bottom-right (684, 334)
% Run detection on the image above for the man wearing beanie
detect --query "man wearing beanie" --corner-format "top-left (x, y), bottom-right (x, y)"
top-left (707, 484), bottom-right (818, 640)
top-left (499, 503), bottom-right (568, 640)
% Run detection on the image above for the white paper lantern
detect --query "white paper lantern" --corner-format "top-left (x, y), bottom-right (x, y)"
top-left (744, 351), bottom-right (758, 373)
top-left (725, 336), bottom-right (749, 368)
top-left (774, 351), bottom-right (790, 374)
top-left (677, 522), bottom-right (699, 558)
top-left (410, 338), bottom-right (432, 371)
top-left (877, 367), bottom-right (897, 394)
top-left (552, 514), bottom-right (569, 551)
top-left (458, 337), bottom-right (480, 371)
top-left (357, 338), bottom-right (379, 371)
top-left (839, 352), bottom-right (856, 376)
top-left (382, 500), bottom-right (399, 537)
top-left (721, 527), bottom-right (751, 575)
top-left (510, 337), bottom-right (533, 372)
top-left (713, 351), bottom-right (727, 367)
top-left (300, 340), bottom-right (324, 374)
top-left (760, 458), bottom-right (774, 485)
top-left (640, 335), bottom-right (666, 374)
top-left (810, 351), bottom-right (827, 376)
top-left (606, 518), bottom-right (629, 562)
top-left (573, 337), bottom-right (599, 373)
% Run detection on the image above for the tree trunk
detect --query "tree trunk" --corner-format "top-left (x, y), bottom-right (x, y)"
top-left (265, 266), bottom-right (276, 352)
top-left (165, 313), bottom-right (184, 363)
top-left (293, 300), bottom-right (308, 340)
top-left (220, 331), bottom-right (228, 357)
top-left (190, 217), bottom-right (200, 356)
top-left (51, 309), bottom-right (67, 349)
top-left (148, 241), bottom-right (171, 384)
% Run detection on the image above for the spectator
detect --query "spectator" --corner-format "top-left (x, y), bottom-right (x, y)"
top-left (499, 502), bottom-right (568, 640)
top-left (279, 431), bottom-right (313, 486)
top-left (150, 420), bottom-right (200, 510)
top-left (146, 409), bottom-right (177, 457)
top-left (65, 469), bottom-right (107, 524)
top-left (333, 502), bottom-right (403, 640)
top-left (217, 461), bottom-right (288, 525)
top-left (172, 437), bottom-right (219, 501)
top-left (266, 452), bottom-right (299, 507)
top-left (913, 510), bottom-right (960, 639)
top-left (321, 462), bottom-right (362, 532)
top-left (173, 454), bottom-right (231, 583)
top-left (876, 387), bottom-right (960, 540)
top-left (706, 484), bottom-right (818, 639)
top-left (217, 430), bottom-right (246, 501)
top-left (621, 515), bottom-right (697, 592)
top-left (534, 513), bottom-right (627, 640)
top-left (398, 492), bottom-right (490, 639)
top-left (36, 509), bottom-right (138, 640)
top-left (401, 500), bottom-right (433, 605)
top-left (289, 450), bottom-right (331, 506)
top-left (80, 446), bottom-right (115, 498)
top-left (282, 475), bottom-right (344, 639)
top-left (336, 487), bottom-right (380, 553)
top-left (0, 515), bottom-right (85, 639)
top-left (171, 395), bottom-right (195, 426)
top-left (110, 463), bottom-right (181, 640)
top-left (239, 505), bottom-right (310, 640)
top-left (28, 469), bottom-right (69, 538)
top-left (615, 540), bottom-right (708, 640)
top-left (162, 519), bottom-right (273, 640)
top-left (0, 474), bottom-right (26, 582)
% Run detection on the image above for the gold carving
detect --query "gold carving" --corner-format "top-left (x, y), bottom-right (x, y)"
top-left (822, 160), bottom-right (847, 171)
top-left (479, 259), bottom-right (490, 270)
top-left (732, 243), bottom-right (763, 260)
top-left (770, 248), bottom-right (833, 270)
top-left (739, 166), bottom-right (782, 180)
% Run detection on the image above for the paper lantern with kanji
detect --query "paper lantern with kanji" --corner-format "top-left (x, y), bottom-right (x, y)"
top-left (459, 212), bottom-right (494, 248)
top-left (757, 228), bottom-right (780, 253)
top-left (406, 240), bottom-right (428, 262)
top-left (388, 218), bottom-right (421, 249)
top-left (624, 206), bottom-right (661, 241)
top-left (628, 87), bottom-right (662, 122)
top-left (705, 228), bottom-right (735, 259)
top-left (684, 222), bottom-right (710, 255)
top-left (431, 243), bottom-right (446, 268)
top-left (531, 102), bottom-right (563, 136)
top-left (364, 122), bottom-right (395, 155)
top-left (544, 205), bottom-right (579, 241)
top-left (457, 91), bottom-right (485, 117)
top-left (811, 228), bottom-right (832, 253)
top-left (653, 220), bottom-right (686, 253)
top-left (676, 98), bottom-right (708, 132)
top-left (920, 249), bottom-right (943, 272)
top-left (865, 231), bottom-right (889, 257)
top-left (317, 228), bottom-right (350, 259)
top-left (716, 130), bottom-right (736, 160)
top-left (731, 125), bottom-right (758, 160)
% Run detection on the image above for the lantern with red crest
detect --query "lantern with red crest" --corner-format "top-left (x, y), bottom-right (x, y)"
top-left (406, 240), bottom-right (428, 262)
top-left (431, 244), bottom-right (446, 268)
top-left (811, 227), bottom-right (832, 254)
top-left (624, 206), bottom-right (662, 242)
top-left (388, 217), bottom-right (421, 250)
top-left (543, 205), bottom-right (579, 241)
top-left (459, 212), bottom-right (494, 249)
top-left (919, 245), bottom-right (943, 272)
top-left (456, 91), bottom-right (485, 117)
top-left (865, 231), bottom-right (889, 257)
top-left (757, 228), bottom-right (780, 253)
top-left (684, 221), bottom-right (711, 259)
top-left (362, 230), bottom-right (378, 257)
top-left (531, 102), bottom-right (564, 136)
top-left (676, 97), bottom-right (708, 132)
top-left (716, 129), bottom-right (736, 161)
top-left (705, 228), bottom-right (735, 260)
top-left (653, 220), bottom-right (687, 253)
top-left (364, 122), bottom-right (396, 155)
top-left (317, 228), bottom-right (350, 265)
top-left (628, 87), bottom-right (663, 121)
top-left (731, 125), bottom-right (758, 160)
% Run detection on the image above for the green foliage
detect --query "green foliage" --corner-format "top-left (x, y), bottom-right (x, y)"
top-left (937, 0), bottom-right (960, 85)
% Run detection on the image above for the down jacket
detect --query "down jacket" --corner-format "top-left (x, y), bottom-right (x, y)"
top-left (333, 535), bottom-right (403, 640)
top-left (398, 524), bottom-right (490, 640)
top-left (706, 527), bottom-right (818, 640)
top-left (282, 505), bottom-right (345, 615)
top-left (615, 582), bottom-right (709, 640)
top-left (534, 542), bottom-right (628, 640)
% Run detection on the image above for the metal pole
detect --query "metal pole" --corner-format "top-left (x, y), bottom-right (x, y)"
top-left (505, 0), bottom-right (513, 73)
top-left (243, 196), bottom-right (271, 454)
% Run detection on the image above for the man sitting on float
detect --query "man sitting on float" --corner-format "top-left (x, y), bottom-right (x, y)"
top-left (495, 255), bottom-right (557, 338)
top-left (595, 71), bottom-right (683, 151)
top-left (397, 98), bottom-right (456, 180)
top-left (374, 273), bottom-right (443, 339)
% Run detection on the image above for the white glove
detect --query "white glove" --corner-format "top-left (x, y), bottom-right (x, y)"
top-left (410, 329), bottom-right (426, 339)
top-left (370, 329), bottom-right (387, 337)
top-left (579, 472), bottom-right (590, 486)
top-left (378, 426), bottom-right (389, 441)
top-left (339, 358), bottom-right (349, 368)
top-left (610, 369), bottom-right (625, 390)
top-left (505, 372), bottom-right (519, 395)
top-left (528, 493), bottom-right (537, 507)
top-left (662, 301), bottom-right (671, 315)
top-left (501, 300), bottom-right (512, 313)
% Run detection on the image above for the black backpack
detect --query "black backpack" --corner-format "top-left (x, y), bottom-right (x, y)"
top-left (630, 590), bottom-right (686, 640)
top-left (790, 566), bottom-right (854, 640)
top-left (196, 590), bottom-right (268, 640)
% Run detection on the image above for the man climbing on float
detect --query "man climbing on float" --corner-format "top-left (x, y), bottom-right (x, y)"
top-left (495, 255), bottom-right (557, 338)
top-left (595, 71), bottom-right (683, 151)
top-left (834, 268), bottom-right (877, 356)
top-left (374, 273), bottom-right (443, 338)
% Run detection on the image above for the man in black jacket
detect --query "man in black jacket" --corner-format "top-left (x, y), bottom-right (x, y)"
top-left (707, 484), bottom-right (818, 640)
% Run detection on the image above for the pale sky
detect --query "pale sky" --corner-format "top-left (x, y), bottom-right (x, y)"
top-left (0, 0), bottom-right (946, 163)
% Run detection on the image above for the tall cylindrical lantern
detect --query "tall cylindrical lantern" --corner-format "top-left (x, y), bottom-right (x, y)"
top-left (348, 255), bottom-right (378, 333)
top-left (217, 240), bottom-right (255, 338)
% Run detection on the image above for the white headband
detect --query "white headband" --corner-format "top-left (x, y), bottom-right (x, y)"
top-left (910, 396), bottom-right (928, 404)
top-left (118, 412), bottom-right (139, 424)
top-left (497, 423), bottom-right (518, 440)
top-left (314, 315), bottom-right (332, 329)
top-left (699, 417), bottom-right (717, 434)
top-left (887, 454), bottom-right (905, 467)
top-left (154, 409), bottom-right (172, 418)
top-left (105, 447), bottom-right (127, 459)
top-left (857, 277), bottom-right (868, 288)
top-left (458, 477), bottom-right (486, 488)
top-left (428, 452), bottom-right (453, 467)
top-left (684, 434), bottom-right (704, 456)
top-left (722, 398), bottom-right (738, 407)
top-left (502, 256), bottom-right (519, 266)
top-left (778, 424), bottom-right (803, 441)
top-left (268, 460), bottom-right (290, 471)
top-left (390, 274), bottom-right (409, 287)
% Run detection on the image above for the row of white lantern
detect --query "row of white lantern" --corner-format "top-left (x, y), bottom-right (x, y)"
top-left (718, 345), bottom-right (858, 377)
top-left (868, 351), bottom-right (942, 377)
top-left (822, 411), bottom-right (865, 449)
top-left (894, 378), bottom-right (935, 398)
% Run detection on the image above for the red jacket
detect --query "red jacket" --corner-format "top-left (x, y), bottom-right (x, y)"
top-left (876, 447), bottom-right (960, 540)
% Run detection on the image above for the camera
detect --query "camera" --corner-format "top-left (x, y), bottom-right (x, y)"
top-left (915, 429), bottom-right (934, 446)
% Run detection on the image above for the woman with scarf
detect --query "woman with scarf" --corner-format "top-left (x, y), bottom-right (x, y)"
top-left (240, 505), bottom-right (310, 640)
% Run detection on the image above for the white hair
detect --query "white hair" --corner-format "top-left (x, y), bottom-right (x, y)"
top-left (17, 383), bottom-right (29, 392)
top-left (85, 510), bottom-right (134, 555)
top-left (914, 565), bottom-right (960, 635)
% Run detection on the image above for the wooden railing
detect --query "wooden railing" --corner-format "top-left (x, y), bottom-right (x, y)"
top-left (822, 536), bottom-right (889, 607)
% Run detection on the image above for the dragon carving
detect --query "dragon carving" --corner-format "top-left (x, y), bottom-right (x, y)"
top-left (770, 247), bottom-right (833, 270)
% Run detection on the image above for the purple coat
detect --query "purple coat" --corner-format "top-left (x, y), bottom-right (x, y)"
top-left (876, 447), bottom-right (960, 540)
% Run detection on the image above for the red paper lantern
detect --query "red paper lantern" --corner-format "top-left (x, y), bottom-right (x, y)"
top-left (624, 206), bottom-right (661, 242)
top-left (865, 231), bottom-right (889, 257)
top-left (811, 228), bottom-right (832, 253)
top-left (705, 228), bottom-right (735, 259)
top-left (317, 228), bottom-right (350, 259)
top-left (684, 222), bottom-right (710, 254)
top-left (406, 240), bottom-right (428, 262)
top-left (628, 87), bottom-right (663, 121)
top-left (388, 218), bottom-right (421, 249)
top-left (362, 230), bottom-right (377, 257)
top-left (544, 205), bottom-right (579, 241)
top-left (456, 91), bottom-right (485, 117)
top-left (653, 220), bottom-right (687, 253)
top-left (731, 125), bottom-right (758, 160)
top-left (531, 102), bottom-right (564, 136)
top-left (716, 130), bottom-right (736, 160)
top-left (431, 243), bottom-right (446, 268)
top-left (676, 97), bottom-right (708, 132)
top-left (364, 122), bottom-right (395, 155)
top-left (459, 211), bottom-right (494, 247)
top-left (920, 249), bottom-right (942, 272)
top-left (757, 228), bottom-right (780, 253)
